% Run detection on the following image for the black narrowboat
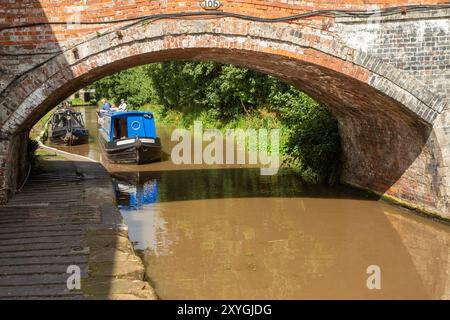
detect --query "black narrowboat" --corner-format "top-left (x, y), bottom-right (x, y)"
top-left (48, 108), bottom-right (89, 145)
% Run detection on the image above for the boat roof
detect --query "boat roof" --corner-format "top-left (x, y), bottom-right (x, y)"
top-left (106, 111), bottom-right (154, 118)
top-left (53, 108), bottom-right (82, 116)
top-left (54, 108), bottom-right (79, 113)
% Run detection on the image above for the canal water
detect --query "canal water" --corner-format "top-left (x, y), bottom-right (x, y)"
top-left (45, 107), bottom-right (450, 299)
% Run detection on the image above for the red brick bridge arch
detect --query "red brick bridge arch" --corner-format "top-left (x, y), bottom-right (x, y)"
top-left (0, 2), bottom-right (449, 219)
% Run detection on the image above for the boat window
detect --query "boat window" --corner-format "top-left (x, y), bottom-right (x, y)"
top-left (52, 111), bottom-right (85, 129)
top-left (113, 118), bottom-right (128, 140)
top-left (104, 116), bottom-right (111, 134)
top-left (54, 113), bottom-right (67, 128)
top-left (70, 113), bottom-right (83, 128)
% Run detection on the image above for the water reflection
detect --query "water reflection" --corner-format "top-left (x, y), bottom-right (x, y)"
top-left (113, 177), bottom-right (158, 209)
top-left (114, 169), bottom-right (450, 300)
top-left (385, 212), bottom-right (450, 299)
top-left (111, 169), bottom-right (374, 204)
top-left (45, 107), bottom-right (450, 299)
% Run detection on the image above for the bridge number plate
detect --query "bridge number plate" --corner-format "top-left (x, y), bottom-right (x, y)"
top-left (200, 0), bottom-right (221, 10)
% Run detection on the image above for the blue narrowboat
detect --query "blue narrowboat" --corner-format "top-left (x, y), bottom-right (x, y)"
top-left (98, 111), bottom-right (162, 164)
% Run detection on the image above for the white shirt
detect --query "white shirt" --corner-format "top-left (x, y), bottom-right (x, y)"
top-left (118, 102), bottom-right (127, 111)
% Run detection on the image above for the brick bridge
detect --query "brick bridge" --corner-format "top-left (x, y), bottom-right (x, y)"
top-left (0, 1), bottom-right (449, 219)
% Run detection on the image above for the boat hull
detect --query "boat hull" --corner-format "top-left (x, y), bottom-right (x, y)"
top-left (49, 130), bottom-right (89, 146)
top-left (99, 132), bottom-right (162, 164)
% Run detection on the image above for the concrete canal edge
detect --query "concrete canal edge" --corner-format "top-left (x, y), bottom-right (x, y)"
top-left (39, 145), bottom-right (158, 300)
top-left (342, 180), bottom-right (450, 226)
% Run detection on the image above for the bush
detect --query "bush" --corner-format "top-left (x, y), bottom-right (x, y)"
top-left (268, 87), bottom-right (341, 184)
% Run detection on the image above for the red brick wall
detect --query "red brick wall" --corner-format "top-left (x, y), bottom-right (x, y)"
top-left (0, 0), bottom-right (444, 46)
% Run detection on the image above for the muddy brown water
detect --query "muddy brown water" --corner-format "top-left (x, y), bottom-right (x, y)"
top-left (44, 107), bottom-right (450, 299)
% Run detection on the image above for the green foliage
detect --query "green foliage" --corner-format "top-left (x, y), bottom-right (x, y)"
top-left (92, 66), bottom-right (153, 108)
top-left (145, 62), bottom-right (272, 122)
top-left (70, 97), bottom-right (90, 106)
top-left (92, 61), bottom-right (341, 184)
top-left (30, 108), bottom-right (53, 142)
top-left (268, 87), bottom-right (341, 184)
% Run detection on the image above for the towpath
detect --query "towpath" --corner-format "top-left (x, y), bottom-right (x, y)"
top-left (0, 148), bottom-right (156, 299)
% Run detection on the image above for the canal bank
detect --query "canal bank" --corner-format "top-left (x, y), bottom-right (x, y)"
top-left (0, 146), bottom-right (157, 299)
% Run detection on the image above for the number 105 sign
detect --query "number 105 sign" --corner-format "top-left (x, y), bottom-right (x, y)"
top-left (201, 0), bottom-right (222, 10)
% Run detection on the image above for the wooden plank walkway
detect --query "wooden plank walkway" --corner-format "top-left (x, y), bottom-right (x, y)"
top-left (0, 151), bottom-right (158, 300)
top-left (0, 159), bottom-right (100, 299)
top-left (0, 150), bottom-right (157, 300)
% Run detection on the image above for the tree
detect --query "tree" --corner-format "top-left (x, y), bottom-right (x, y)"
top-left (91, 66), bottom-right (152, 108)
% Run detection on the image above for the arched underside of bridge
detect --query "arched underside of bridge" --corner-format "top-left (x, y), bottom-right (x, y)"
top-left (0, 19), bottom-right (448, 217)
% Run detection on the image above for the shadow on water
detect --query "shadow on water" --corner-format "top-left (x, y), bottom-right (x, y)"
top-left (113, 167), bottom-right (450, 299)
top-left (110, 168), bottom-right (377, 209)
top-left (108, 168), bottom-right (450, 300)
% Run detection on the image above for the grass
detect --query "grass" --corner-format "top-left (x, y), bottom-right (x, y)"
top-left (70, 98), bottom-right (95, 106)
top-left (137, 104), bottom-right (182, 128)
top-left (35, 148), bottom-right (65, 159)
top-left (30, 108), bottom-right (54, 141)
top-left (28, 147), bottom-right (65, 174)
top-left (137, 104), bottom-right (280, 131)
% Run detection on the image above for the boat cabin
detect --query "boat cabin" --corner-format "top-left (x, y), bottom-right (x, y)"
top-left (98, 110), bottom-right (161, 163)
top-left (51, 109), bottom-right (86, 131)
top-left (48, 108), bottom-right (89, 145)
top-left (101, 111), bottom-right (157, 142)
